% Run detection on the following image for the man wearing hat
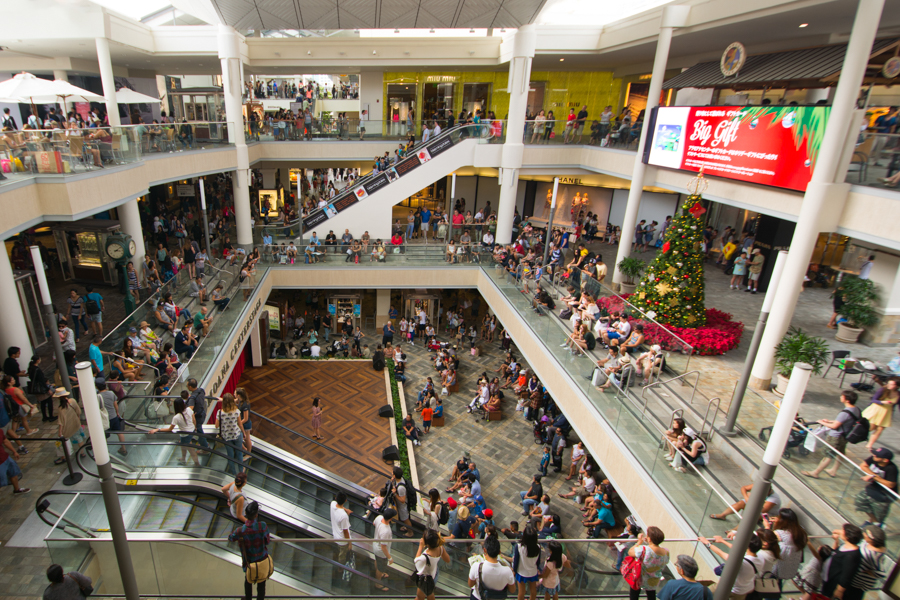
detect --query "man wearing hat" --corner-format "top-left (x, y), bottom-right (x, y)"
top-left (658, 555), bottom-right (711, 600)
top-left (449, 504), bottom-right (475, 539)
top-left (856, 448), bottom-right (898, 526)
top-left (746, 248), bottom-right (765, 294)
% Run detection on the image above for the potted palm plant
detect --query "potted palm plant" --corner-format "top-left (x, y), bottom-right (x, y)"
top-left (835, 276), bottom-right (880, 343)
top-left (617, 256), bottom-right (646, 294)
top-left (773, 327), bottom-right (829, 395)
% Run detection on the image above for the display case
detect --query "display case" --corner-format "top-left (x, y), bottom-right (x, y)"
top-left (328, 294), bottom-right (362, 334)
top-left (50, 220), bottom-right (121, 285)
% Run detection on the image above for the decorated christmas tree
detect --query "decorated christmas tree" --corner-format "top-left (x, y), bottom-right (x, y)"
top-left (631, 174), bottom-right (708, 327)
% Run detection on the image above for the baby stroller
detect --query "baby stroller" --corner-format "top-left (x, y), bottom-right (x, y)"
top-left (758, 417), bottom-right (810, 459)
top-left (533, 416), bottom-right (550, 445)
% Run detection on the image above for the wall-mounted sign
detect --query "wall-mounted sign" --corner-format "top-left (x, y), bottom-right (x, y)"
top-left (720, 42), bottom-right (747, 77)
top-left (558, 177), bottom-right (583, 185)
top-left (643, 105), bottom-right (830, 192)
top-left (176, 184), bottom-right (194, 197)
top-left (884, 56), bottom-right (900, 79)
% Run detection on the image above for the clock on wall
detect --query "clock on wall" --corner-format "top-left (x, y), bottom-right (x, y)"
top-left (105, 233), bottom-right (135, 262)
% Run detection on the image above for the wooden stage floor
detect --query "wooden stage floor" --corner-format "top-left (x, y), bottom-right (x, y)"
top-left (237, 359), bottom-right (394, 492)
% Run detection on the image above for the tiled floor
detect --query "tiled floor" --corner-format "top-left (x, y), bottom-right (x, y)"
top-left (396, 317), bottom-right (621, 571)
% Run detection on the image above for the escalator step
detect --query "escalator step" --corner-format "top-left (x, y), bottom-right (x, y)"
top-left (161, 501), bottom-right (193, 531)
top-left (134, 497), bottom-right (173, 530)
top-left (185, 497), bottom-right (218, 535)
top-left (246, 470), bottom-right (265, 486)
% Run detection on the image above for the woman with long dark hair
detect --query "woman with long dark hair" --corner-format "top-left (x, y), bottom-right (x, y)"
top-left (764, 508), bottom-right (808, 582)
top-left (515, 524), bottom-right (542, 600)
top-left (311, 396), bottom-right (323, 440)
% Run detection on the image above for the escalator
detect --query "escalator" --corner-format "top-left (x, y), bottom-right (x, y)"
top-left (35, 489), bottom-right (425, 596)
top-left (299, 123), bottom-right (500, 239)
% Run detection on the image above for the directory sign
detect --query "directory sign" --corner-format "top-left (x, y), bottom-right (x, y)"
top-left (643, 105), bottom-right (830, 192)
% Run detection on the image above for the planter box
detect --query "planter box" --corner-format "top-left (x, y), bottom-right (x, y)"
top-left (835, 323), bottom-right (864, 344)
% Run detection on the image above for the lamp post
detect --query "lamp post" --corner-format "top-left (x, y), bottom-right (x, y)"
top-left (199, 178), bottom-right (213, 259)
top-left (712, 362), bottom-right (811, 600)
top-left (75, 362), bottom-right (139, 600)
top-left (722, 250), bottom-right (788, 435)
top-left (541, 177), bottom-right (559, 268)
top-left (29, 246), bottom-right (70, 393)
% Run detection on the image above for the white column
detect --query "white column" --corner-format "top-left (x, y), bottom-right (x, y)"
top-left (218, 24), bottom-right (253, 247)
top-left (376, 289), bottom-right (391, 328)
top-left (750, 0), bottom-right (885, 390)
top-left (53, 69), bottom-right (72, 117)
top-left (612, 5), bottom-right (690, 285)
top-left (117, 200), bottom-right (146, 277)
top-left (496, 25), bottom-right (535, 244)
top-left (0, 245), bottom-right (33, 370)
top-left (95, 38), bottom-right (120, 127)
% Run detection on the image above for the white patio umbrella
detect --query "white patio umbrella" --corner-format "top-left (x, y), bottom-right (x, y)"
top-left (114, 88), bottom-right (161, 104)
top-left (0, 72), bottom-right (62, 120)
top-left (25, 80), bottom-right (106, 104)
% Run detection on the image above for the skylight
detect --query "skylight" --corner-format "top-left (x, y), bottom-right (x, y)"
top-left (87, 0), bottom-right (174, 22)
top-left (535, 0), bottom-right (676, 26)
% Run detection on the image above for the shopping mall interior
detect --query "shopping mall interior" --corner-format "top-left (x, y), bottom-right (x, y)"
top-left (2, 0), bottom-right (900, 597)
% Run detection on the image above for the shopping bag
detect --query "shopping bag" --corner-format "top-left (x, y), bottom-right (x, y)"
top-left (36, 151), bottom-right (64, 174)
top-left (13, 157), bottom-right (24, 172)
top-left (0, 159), bottom-right (10, 173)
top-left (803, 428), bottom-right (818, 453)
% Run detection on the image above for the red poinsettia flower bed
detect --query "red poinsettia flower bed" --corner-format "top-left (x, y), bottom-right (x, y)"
top-left (597, 295), bottom-right (744, 356)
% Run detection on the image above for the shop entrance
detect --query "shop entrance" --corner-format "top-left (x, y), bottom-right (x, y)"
top-left (401, 291), bottom-right (441, 327)
top-left (462, 83), bottom-right (491, 116)
top-left (527, 82), bottom-right (546, 115)
top-left (387, 84), bottom-right (417, 135)
top-left (50, 220), bottom-right (122, 285)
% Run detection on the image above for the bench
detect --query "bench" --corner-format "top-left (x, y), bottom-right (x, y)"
top-left (432, 415), bottom-right (445, 427)
top-left (486, 408), bottom-right (502, 421)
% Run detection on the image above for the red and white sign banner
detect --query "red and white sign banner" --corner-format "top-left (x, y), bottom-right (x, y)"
top-left (643, 105), bottom-right (830, 192)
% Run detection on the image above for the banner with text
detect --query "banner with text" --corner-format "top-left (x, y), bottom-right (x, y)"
top-left (643, 105), bottom-right (829, 192)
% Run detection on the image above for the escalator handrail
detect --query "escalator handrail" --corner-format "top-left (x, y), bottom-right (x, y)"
top-left (300, 123), bottom-right (485, 225)
top-left (74, 436), bottom-right (376, 527)
top-left (34, 490), bottom-right (399, 592)
top-left (249, 411), bottom-right (432, 500)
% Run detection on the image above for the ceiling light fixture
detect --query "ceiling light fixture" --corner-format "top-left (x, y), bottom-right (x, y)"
top-left (429, 28), bottom-right (435, 33)
top-left (500, 28), bottom-right (506, 33)
top-left (469, 28), bottom-right (475, 33)
top-left (559, 58), bottom-right (564, 62)
top-left (394, 28), bottom-right (400, 33)
top-left (799, 23), bottom-right (808, 27)
top-left (307, 50), bottom-right (311, 55)
top-left (373, 50), bottom-right (377, 55)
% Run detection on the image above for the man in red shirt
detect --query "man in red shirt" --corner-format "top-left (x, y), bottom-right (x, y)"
top-left (422, 404), bottom-right (433, 434)
top-left (0, 429), bottom-right (29, 494)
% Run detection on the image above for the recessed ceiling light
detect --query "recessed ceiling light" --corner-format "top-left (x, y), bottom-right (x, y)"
top-left (559, 58), bottom-right (564, 62)
top-left (799, 23), bottom-right (808, 27)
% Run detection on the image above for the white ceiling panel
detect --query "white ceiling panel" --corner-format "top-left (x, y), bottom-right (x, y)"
top-left (378, 0), bottom-right (421, 28)
top-left (209, 0), bottom-right (546, 30)
top-left (337, 0), bottom-right (377, 28)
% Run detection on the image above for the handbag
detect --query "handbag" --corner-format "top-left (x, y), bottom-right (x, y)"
top-left (620, 546), bottom-right (644, 590)
top-left (245, 554), bottom-right (274, 583)
top-left (66, 573), bottom-right (93, 597)
top-left (549, 131), bottom-right (556, 138)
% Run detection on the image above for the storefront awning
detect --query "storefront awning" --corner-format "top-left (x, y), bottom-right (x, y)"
top-left (663, 38), bottom-right (898, 90)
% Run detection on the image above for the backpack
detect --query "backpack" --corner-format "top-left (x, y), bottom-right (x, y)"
top-left (0, 393), bottom-right (14, 427)
top-left (841, 408), bottom-right (870, 444)
top-left (402, 477), bottom-right (417, 514)
top-left (478, 562), bottom-right (510, 599)
top-left (84, 295), bottom-right (101, 315)
top-left (585, 331), bottom-right (596, 351)
top-left (438, 502), bottom-right (450, 525)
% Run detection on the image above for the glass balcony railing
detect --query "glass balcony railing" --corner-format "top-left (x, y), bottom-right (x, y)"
top-left (846, 131), bottom-right (900, 191)
top-left (84, 258), bottom-right (254, 401)
top-left (522, 119), bottom-right (641, 149)
top-left (0, 122), bottom-right (233, 187)
top-left (40, 490), bottom-right (694, 598)
top-left (244, 119), bottom-right (505, 144)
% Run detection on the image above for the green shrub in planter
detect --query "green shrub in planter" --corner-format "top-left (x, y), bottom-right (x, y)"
top-left (837, 276), bottom-right (880, 328)
top-left (617, 256), bottom-right (646, 285)
top-left (774, 327), bottom-right (829, 378)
